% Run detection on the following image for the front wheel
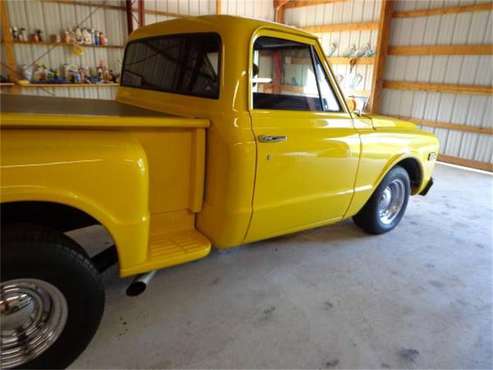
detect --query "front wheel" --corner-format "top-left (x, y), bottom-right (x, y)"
top-left (353, 166), bottom-right (410, 234)
top-left (1, 225), bottom-right (105, 369)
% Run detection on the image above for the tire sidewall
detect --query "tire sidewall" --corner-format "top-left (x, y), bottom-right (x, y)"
top-left (373, 166), bottom-right (410, 233)
top-left (2, 236), bottom-right (104, 369)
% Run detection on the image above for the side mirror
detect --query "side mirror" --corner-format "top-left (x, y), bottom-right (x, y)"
top-left (346, 97), bottom-right (357, 112)
top-left (346, 97), bottom-right (361, 116)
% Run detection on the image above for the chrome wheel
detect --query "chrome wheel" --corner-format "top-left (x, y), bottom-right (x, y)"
top-left (1, 279), bottom-right (68, 368)
top-left (377, 178), bottom-right (406, 225)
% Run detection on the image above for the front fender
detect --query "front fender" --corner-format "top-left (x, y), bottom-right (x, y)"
top-left (1, 129), bottom-right (150, 271)
top-left (345, 129), bottom-right (438, 217)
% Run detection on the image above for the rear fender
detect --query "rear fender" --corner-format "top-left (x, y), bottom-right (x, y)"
top-left (1, 129), bottom-right (150, 273)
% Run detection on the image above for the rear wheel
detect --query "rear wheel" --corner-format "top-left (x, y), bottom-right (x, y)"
top-left (1, 225), bottom-right (105, 369)
top-left (353, 166), bottom-right (410, 234)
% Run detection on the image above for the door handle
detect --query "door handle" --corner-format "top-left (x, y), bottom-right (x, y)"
top-left (258, 135), bottom-right (288, 143)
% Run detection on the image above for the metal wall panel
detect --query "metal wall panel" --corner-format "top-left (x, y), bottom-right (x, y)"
top-left (284, 0), bottom-right (381, 103)
top-left (382, 0), bottom-right (493, 165)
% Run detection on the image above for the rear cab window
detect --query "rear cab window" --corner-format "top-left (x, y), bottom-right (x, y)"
top-left (122, 33), bottom-right (221, 99)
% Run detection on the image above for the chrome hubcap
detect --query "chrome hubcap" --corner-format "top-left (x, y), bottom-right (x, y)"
top-left (1, 279), bottom-right (68, 368)
top-left (378, 178), bottom-right (406, 225)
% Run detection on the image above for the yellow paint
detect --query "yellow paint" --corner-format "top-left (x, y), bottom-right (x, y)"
top-left (1, 16), bottom-right (439, 277)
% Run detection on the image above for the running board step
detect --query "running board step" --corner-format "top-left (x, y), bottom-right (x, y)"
top-left (123, 229), bottom-right (211, 276)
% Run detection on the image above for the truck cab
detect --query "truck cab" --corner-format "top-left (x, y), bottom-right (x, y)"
top-left (0, 15), bottom-right (438, 369)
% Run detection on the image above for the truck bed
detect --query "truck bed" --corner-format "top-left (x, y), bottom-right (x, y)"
top-left (0, 94), bottom-right (208, 128)
top-left (1, 93), bottom-right (211, 276)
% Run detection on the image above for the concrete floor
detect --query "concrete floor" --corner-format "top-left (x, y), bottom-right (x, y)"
top-left (69, 163), bottom-right (492, 369)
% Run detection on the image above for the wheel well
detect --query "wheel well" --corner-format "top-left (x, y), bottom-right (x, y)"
top-left (395, 158), bottom-right (423, 194)
top-left (1, 201), bottom-right (99, 232)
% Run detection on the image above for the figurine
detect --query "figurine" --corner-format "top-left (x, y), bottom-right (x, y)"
top-left (99, 31), bottom-right (107, 46)
top-left (82, 28), bottom-right (92, 45)
top-left (354, 44), bottom-right (369, 58)
top-left (10, 27), bottom-right (19, 41)
top-left (342, 44), bottom-right (356, 58)
top-left (35, 29), bottom-right (43, 42)
top-left (91, 29), bottom-right (97, 45)
top-left (51, 34), bottom-right (61, 43)
top-left (19, 27), bottom-right (27, 42)
top-left (79, 66), bottom-right (90, 83)
top-left (94, 29), bottom-right (100, 45)
top-left (63, 30), bottom-right (71, 44)
top-left (364, 43), bottom-right (376, 57)
top-left (326, 42), bottom-right (337, 57)
top-left (74, 26), bottom-right (83, 44)
top-left (46, 68), bottom-right (55, 82)
top-left (32, 32), bottom-right (39, 43)
top-left (103, 67), bottom-right (112, 82)
top-left (96, 63), bottom-right (104, 82)
top-left (33, 64), bottom-right (48, 82)
top-left (64, 64), bottom-right (79, 83)
top-left (21, 64), bottom-right (33, 81)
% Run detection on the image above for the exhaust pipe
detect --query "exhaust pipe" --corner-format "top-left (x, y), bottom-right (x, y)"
top-left (126, 270), bottom-right (157, 296)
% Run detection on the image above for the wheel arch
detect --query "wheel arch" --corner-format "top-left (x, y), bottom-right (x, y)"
top-left (1, 200), bottom-right (118, 260)
top-left (393, 157), bottom-right (423, 195)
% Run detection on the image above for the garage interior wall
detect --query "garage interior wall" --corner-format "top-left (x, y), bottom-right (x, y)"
top-left (1, 0), bottom-right (492, 171)
top-left (381, 0), bottom-right (493, 171)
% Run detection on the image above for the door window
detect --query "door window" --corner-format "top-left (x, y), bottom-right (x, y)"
top-left (312, 52), bottom-right (341, 112)
top-left (252, 37), bottom-right (322, 111)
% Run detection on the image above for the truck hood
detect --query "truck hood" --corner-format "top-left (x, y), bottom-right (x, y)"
top-left (365, 114), bottom-right (418, 131)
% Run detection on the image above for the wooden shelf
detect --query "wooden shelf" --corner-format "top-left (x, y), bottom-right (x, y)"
top-left (284, 0), bottom-right (347, 9)
top-left (395, 115), bottom-right (493, 136)
top-left (388, 44), bottom-right (493, 56)
top-left (383, 80), bottom-right (493, 96)
top-left (327, 56), bottom-right (375, 65)
top-left (346, 90), bottom-right (370, 97)
top-left (393, 2), bottom-right (493, 18)
top-left (5, 40), bottom-right (124, 49)
top-left (438, 154), bottom-right (493, 173)
top-left (11, 83), bottom-right (119, 88)
top-left (303, 22), bottom-right (379, 33)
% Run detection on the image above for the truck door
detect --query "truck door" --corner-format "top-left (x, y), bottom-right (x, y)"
top-left (246, 33), bottom-right (360, 242)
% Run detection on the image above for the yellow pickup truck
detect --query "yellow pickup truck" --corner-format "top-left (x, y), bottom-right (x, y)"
top-left (0, 15), bottom-right (438, 369)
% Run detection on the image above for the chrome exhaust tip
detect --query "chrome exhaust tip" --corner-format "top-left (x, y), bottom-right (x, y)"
top-left (126, 270), bottom-right (157, 297)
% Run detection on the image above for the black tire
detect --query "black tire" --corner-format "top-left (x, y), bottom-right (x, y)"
top-left (1, 225), bottom-right (105, 369)
top-left (353, 166), bottom-right (410, 234)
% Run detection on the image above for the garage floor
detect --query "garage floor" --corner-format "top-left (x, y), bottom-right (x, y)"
top-left (70, 163), bottom-right (492, 369)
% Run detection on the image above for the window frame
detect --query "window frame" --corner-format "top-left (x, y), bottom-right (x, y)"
top-left (249, 30), bottom-right (347, 114)
top-left (309, 46), bottom-right (342, 113)
top-left (121, 32), bottom-right (222, 100)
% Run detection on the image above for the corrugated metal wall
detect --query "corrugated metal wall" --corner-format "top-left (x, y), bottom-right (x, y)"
top-left (382, 0), bottom-right (493, 165)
